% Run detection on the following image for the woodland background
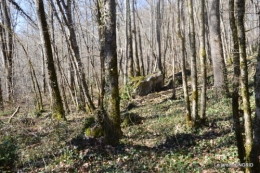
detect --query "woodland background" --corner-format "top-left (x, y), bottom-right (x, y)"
top-left (0, 0), bottom-right (260, 172)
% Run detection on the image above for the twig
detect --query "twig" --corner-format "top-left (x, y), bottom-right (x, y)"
top-left (8, 106), bottom-right (20, 123)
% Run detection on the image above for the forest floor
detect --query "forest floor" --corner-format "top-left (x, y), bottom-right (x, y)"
top-left (0, 55), bottom-right (257, 173)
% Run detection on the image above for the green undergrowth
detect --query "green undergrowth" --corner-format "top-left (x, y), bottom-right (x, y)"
top-left (0, 55), bottom-right (257, 172)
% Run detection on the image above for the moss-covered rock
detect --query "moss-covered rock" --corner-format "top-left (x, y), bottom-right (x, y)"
top-left (132, 72), bottom-right (163, 96)
top-left (121, 112), bottom-right (143, 127)
top-left (82, 116), bottom-right (104, 138)
top-left (85, 126), bottom-right (103, 138)
top-left (82, 116), bottom-right (95, 129)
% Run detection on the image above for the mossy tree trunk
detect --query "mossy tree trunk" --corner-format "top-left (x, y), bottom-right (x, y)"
top-left (229, 0), bottom-right (245, 165)
top-left (208, 0), bottom-right (229, 98)
top-left (103, 0), bottom-right (122, 146)
top-left (35, 0), bottom-right (65, 120)
top-left (235, 0), bottom-right (253, 172)
top-left (251, 25), bottom-right (260, 173)
top-left (177, 0), bottom-right (192, 127)
top-left (188, 0), bottom-right (198, 123)
top-left (0, 0), bottom-right (14, 102)
top-left (199, 0), bottom-right (207, 123)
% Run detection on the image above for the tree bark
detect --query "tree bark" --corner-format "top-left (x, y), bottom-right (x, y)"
top-left (94, 0), bottom-right (105, 109)
top-left (199, 0), bottom-right (207, 123)
top-left (235, 0), bottom-right (253, 172)
top-left (103, 0), bottom-right (122, 146)
top-left (132, 0), bottom-right (141, 76)
top-left (126, 0), bottom-right (134, 78)
top-left (35, 0), bottom-right (65, 120)
top-left (138, 24), bottom-right (145, 76)
top-left (177, 0), bottom-right (192, 127)
top-left (156, 0), bottom-right (163, 74)
top-left (188, 0), bottom-right (198, 123)
top-left (229, 0), bottom-right (245, 165)
top-left (0, 0), bottom-right (14, 102)
top-left (208, 0), bottom-right (229, 97)
top-left (251, 25), bottom-right (260, 173)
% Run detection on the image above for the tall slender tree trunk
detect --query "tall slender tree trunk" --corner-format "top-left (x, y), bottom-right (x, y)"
top-left (204, 3), bottom-right (212, 66)
top-left (35, 0), bottom-right (65, 120)
top-left (235, 0), bottom-right (253, 171)
top-left (199, 0), bottom-right (207, 123)
top-left (251, 21), bottom-right (260, 173)
top-left (156, 0), bottom-right (163, 74)
top-left (126, 0), bottom-right (134, 78)
top-left (177, 0), bottom-right (192, 127)
top-left (229, 0), bottom-right (245, 165)
top-left (0, 0), bottom-right (14, 102)
top-left (102, 0), bottom-right (122, 146)
top-left (124, 0), bottom-right (128, 85)
top-left (138, 24), bottom-right (145, 76)
top-left (94, 0), bottom-right (105, 109)
top-left (188, 0), bottom-right (198, 123)
top-left (208, 0), bottom-right (229, 97)
top-left (132, 0), bottom-right (141, 76)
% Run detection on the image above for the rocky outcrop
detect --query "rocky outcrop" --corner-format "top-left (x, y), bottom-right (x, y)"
top-left (133, 71), bottom-right (164, 96)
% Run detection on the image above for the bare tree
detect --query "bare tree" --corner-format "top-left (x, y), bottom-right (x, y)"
top-left (236, 0), bottom-right (253, 171)
top-left (126, 0), bottom-right (134, 78)
top-left (229, 0), bottom-right (245, 165)
top-left (188, 0), bottom-right (198, 123)
top-left (132, 0), bottom-right (141, 76)
top-left (35, 0), bottom-right (65, 120)
top-left (251, 15), bottom-right (260, 172)
top-left (55, 0), bottom-right (95, 112)
top-left (0, 0), bottom-right (14, 102)
top-left (208, 0), bottom-right (229, 97)
top-left (199, 0), bottom-right (207, 123)
top-left (177, 0), bottom-right (192, 127)
top-left (156, 0), bottom-right (163, 74)
top-left (102, 0), bottom-right (122, 146)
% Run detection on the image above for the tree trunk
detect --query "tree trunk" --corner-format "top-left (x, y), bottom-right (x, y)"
top-left (103, 0), bottom-right (122, 146)
top-left (235, 0), bottom-right (253, 171)
top-left (35, 0), bottom-right (65, 120)
top-left (177, 0), bottom-right (192, 127)
top-left (171, 54), bottom-right (176, 99)
top-left (126, 0), bottom-right (134, 78)
top-left (188, 0), bottom-right (198, 123)
top-left (251, 25), bottom-right (260, 173)
top-left (208, 0), bottom-right (229, 97)
top-left (229, 0), bottom-right (245, 165)
top-left (132, 0), bottom-right (141, 76)
top-left (41, 47), bottom-right (47, 95)
top-left (199, 0), bottom-right (207, 123)
top-left (94, 0), bottom-right (105, 109)
top-left (138, 24), bottom-right (145, 76)
top-left (0, 0), bottom-right (14, 102)
top-left (156, 0), bottom-right (163, 74)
